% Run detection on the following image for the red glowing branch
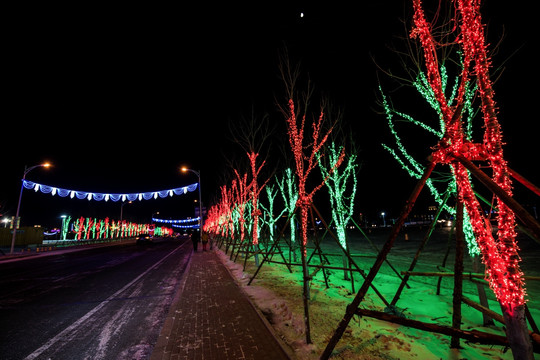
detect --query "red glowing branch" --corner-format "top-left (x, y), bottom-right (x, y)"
top-left (247, 151), bottom-right (268, 245)
top-left (285, 99), bottom-right (344, 253)
top-left (233, 169), bottom-right (249, 244)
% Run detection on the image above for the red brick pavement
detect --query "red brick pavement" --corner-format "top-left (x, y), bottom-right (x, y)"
top-left (151, 249), bottom-right (292, 360)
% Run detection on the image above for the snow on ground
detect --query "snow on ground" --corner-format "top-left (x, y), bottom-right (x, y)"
top-left (215, 226), bottom-right (540, 360)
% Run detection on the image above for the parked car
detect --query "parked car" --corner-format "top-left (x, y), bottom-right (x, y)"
top-left (136, 234), bottom-right (153, 245)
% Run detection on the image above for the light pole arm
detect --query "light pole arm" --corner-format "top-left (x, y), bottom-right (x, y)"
top-left (10, 163), bottom-right (50, 254)
top-left (181, 167), bottom-right (203, 231)
top-left (23, 165), bottom-right (43, 178)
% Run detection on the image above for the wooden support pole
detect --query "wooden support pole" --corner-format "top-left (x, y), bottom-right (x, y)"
top-left (508, 167), bottom-right (540, 198)
top-left (312, 204), bottom-right (389, 306)
top-left (451, 198), bottom-right (465, 348)
top-left (454, 154), bottom-right (540, 243)
top-left (526, 305), bottom-right (540, 334)
top-left (391, 190), bottom-right (451, 306)
top-left (472, 255), bottom-right (494, 326)
top-left (462, 296), bottom-right (504, 324)
top-left (401, 271), bottom-right (540, 281)
top-left (437, 221), bottom-right (455, 295)
top-left (320, 161), bottom-right (436, 360)
top-left (247, 211), bottom-right (295, 286)
top-left (308, 206), bottom-right (330, 289)
top-left (350, 218), bottom-right (409, 288)
top-left (355, 308), bottom-right (509, 346)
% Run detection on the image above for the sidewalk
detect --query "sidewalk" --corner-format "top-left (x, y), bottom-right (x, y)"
top-left (151, 248), bottom-right (292, 360)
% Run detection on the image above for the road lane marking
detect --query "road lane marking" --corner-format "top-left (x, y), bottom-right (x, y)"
top-left (24, 241), bottom-right (189, 360)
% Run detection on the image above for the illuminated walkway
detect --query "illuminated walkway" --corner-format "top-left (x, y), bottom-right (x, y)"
top-left (151, 249), bottom-right (291, 360)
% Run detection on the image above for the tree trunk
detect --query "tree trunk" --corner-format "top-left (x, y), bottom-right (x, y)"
top-left (300, 239), bottom-right (312, 344)
top-left (472, 255), bottom-right (493, 326)
top-left (501, 304), bottom-right (534, 360)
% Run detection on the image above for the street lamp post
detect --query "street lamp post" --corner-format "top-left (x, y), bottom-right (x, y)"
top-left (120, 201), bottom-right (133, 222)
top-left (181, 167), bottom-right (203, 232)
top-left (11, 163), bottom-right (51, 254)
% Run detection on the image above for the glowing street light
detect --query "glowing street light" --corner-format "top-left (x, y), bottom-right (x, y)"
top-left (11, 162), bottom-right (51, 254)
top-left (381, 212), bottom-right (386, 227)
top-left (181, 167), bottom-right (203, 231)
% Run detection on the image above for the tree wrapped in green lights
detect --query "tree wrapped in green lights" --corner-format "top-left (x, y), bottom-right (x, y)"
top-left (60, 215), bottom-right (71, 240)
top-left (318, 141), bottom-right (358, 279)
top-left (259, 182), bottom-right (288, 247)
top-left (318, 141), bottom-right (358, 249)
top-left (379, 67), bottom-right (480, 256)
top-left (276, 168), bottom-right (299, 254)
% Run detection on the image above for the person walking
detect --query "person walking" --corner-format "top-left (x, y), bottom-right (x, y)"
top-left (191, 229), bottom-right (200, 252)
top-left (201, 231), bottom-right (209, 251)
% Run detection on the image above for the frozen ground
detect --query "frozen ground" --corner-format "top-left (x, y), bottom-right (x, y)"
top-left (216, 226), bottom-right (540, 359)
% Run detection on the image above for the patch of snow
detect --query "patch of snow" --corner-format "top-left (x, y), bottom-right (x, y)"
top-left (215, 228), bottom-right (539, 359)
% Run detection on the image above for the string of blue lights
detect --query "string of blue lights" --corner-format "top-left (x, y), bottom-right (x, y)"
top-left (153, 217), bottom-right (200, 229)
top-left (22, 180), bottom-right (198, 202)
top-left (152, 217), bottom-right (200, 223)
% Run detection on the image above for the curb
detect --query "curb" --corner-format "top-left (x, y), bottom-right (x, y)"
top-left (150, 249), bottom-right (193, 360)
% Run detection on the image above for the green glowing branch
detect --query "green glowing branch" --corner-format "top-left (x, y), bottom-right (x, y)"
top-left (380, 61), bottom-right (480, 256)
top-left (318, 142), bottom-right (358, 249)
top-left (277, 168), bottom-right (299, 244)
top-left (259, 182), bottom-right (288, 243)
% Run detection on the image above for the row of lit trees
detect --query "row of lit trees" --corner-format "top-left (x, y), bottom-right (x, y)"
top-left (203, 61), bottom-right (361, 343)
top-left (60, 216), bottom-right (172, 240)
top-left (205, 0), bottom-right (536, 357)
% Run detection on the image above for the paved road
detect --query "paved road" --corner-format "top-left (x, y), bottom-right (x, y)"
top-left (0, 237), bottom-right (191, 360)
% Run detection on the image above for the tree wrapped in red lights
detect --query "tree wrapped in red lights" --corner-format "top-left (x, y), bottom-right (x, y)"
top-left (228, 111), bottom-right (273, 262)
top-left (247, 151), bottom-right (268, 247)
top-left (227, 170), bottom-right (253, 260)
top-left (210, 184), bottom-right (232, 239)
top-left (285, 99), bottom-right (345, 256)
top-left (283, 97), bottom-right (344, 344)
top-left (411, 0), bottom-right (528, 336)
top-left (220, 184), bottom-right (234, 240)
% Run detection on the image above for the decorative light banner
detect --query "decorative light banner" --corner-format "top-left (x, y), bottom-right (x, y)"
top-left (22, 180), bottom-right (198, 202)
top-left (172, 224), bottom-right (200, 229)
top-left (152, 217), bottom-right (200, 224)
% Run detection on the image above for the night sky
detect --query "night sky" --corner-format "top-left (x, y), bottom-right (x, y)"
top-left (3, 2), bottom-right (538, 228)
